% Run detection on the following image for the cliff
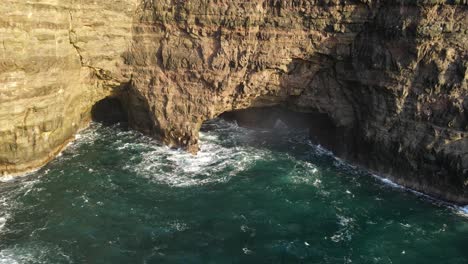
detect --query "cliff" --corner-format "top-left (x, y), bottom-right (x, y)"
top-left (0, 0), bottom-right (137, 174)
top-left (0, 0), bottom-right (467, 203)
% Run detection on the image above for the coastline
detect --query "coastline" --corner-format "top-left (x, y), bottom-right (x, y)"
top-left (0, 121), bottom-right (93, 180)
top-left (1, 124), bottom-right (466, 218)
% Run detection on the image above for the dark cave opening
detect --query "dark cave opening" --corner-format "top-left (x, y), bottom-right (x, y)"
top-left (91, 97), bottom-right (128, 125)
top-left (219, 106), bottom-right (348, 153)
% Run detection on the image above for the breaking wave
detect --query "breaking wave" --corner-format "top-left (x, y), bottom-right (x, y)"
top-left (128, 133), bottom-right (264, 187)
top-left (0, 118), bottom-right (467, 263)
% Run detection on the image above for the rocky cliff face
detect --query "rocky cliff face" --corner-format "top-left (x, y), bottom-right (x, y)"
top-left (1, 0), bottom-right (467, 203)
top-left (0, 0), bottom-right (137, 174)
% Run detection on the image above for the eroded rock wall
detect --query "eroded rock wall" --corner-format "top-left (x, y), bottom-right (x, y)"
top-left (128, 0), bottom-right (370, 152)
top-left (0, 0), bottom-right (467, 203)
top-left (290, 2), bottom-right (468, 203)
top-left (0, 0), bottom-right (137, 174)
top-left (126, 0), bottom-right (467, 202)
top-left (344, 3), bottom-right (468, 203)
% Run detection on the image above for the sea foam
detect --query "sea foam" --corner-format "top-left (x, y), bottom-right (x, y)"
top-left (129, 120), bottom-right (266, 187)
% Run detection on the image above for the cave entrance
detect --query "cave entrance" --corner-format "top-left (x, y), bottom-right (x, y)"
top-left (218, 106), bottom-right (345, 152)
top-left (91, 97), bottom-right (128, 125)
top-left (219, 107), bottom-right (312, 130)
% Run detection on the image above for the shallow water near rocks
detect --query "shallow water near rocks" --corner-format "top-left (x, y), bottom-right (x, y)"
top-left (0, 119), bottom-right (467, 263)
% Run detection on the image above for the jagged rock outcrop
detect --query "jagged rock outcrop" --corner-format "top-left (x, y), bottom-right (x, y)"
top-left (0, 0), bottom-right (467, 203)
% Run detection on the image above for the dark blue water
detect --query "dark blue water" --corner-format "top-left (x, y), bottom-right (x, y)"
top-left (0, 119), bottom-right (467, 263)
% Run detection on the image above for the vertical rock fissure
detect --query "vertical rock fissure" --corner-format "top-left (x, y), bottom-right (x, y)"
top-left (68, 10), bottom-right (84, 67)
top-left (67, 9), bottom-right (118, 81)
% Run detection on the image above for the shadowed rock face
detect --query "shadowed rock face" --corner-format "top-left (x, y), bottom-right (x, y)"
top-left (91, 97), bottom-right (128, 125)
top-left (0, 0), bottom-right (467, 203)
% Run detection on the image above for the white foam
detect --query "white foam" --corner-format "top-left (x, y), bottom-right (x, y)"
top-left (455, 206), bottom-right (468, 218)
top-left (285, 158), bottom-right (322, 186)
top-left (376, 177), bottom-right (400, 188)
top-left (0, 215), bottom-right (8, 231)
top-left (0, 243), bottom-right (71, 264)
top-left (460, 206), bottom-right (468, 214)
top-left (370, 173), bottom-right (468, 218)
top-left (169, 220), bottom-right (188, 232)
top-left (0, 176), bottom-right (17, 183)
top-left (330, 215), bottom-right (355, 242)
top-left (0, 177), bottom-right (40, 236)
top-left (134, 144), bottom-right (262, 187)
top-left (242, 247), bottom-right (253, 255)
top-left (0, 167), bottom-right (42, 182)
top-left (306, 141), bottom-right (468, 220)
top-left (337, 215), bottom-right (354, 227)
top-left (130, 121), bottom-right (266, 187)
top-left (313, 179), bottom-right (322, 187)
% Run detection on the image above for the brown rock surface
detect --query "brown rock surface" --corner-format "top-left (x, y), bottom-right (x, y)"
top-left (0, 0), bottom-right (467, 203)
top-left (0, 0), bottom-right (137, 174)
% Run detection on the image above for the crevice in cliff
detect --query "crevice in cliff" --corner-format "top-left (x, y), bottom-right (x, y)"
top-left (67, 10), bottom-right (116, 82)
top-left (68, 10), bottom-right (85, 67)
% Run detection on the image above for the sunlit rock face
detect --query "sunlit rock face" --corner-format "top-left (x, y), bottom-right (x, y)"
top-left (0, 0), bottom-right (467, 203)
top-left (0, 0), bottom-right (137, 174)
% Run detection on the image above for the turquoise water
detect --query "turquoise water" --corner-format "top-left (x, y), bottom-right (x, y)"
top-left (0, 119), bottom-right (467, 264)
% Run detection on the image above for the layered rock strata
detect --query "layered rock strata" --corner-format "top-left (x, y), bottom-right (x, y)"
top-left (0, 0), bottom-right (467, 203)
top-left (0, 0), bottom-right (137, 174)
